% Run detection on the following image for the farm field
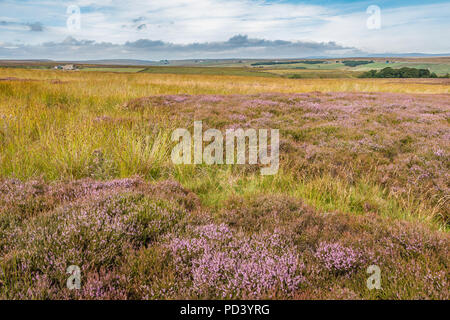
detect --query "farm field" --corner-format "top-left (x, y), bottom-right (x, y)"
top-left (138, 66), bottom-right (279, 77)
top-left (2, 57), bottom-right (450, 78)
top-left (0, 67), bottom-right (449, 300)
top-left (266, 69), bottom-right (364, 78)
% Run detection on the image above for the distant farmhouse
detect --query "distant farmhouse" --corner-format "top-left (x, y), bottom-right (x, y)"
top-left (54, 64), bottom-right (77, 71)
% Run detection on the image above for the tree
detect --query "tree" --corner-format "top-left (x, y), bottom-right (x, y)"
top-left (359, 67), bottom-right (436, 79)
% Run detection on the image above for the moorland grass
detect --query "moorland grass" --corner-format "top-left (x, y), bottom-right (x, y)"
top-left (0, 67), bottom-right (449, 299)
top-left (0, 70), bottom-right (448, 228)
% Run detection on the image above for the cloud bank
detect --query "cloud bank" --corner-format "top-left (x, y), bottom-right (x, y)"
top-left (0, 35), bottom-right (359, 60)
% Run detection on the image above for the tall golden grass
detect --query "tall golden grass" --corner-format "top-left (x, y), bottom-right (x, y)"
top-left (0, 67), bottom-right (448, 228)
top-left (1, 67), bottom-right (449, 96)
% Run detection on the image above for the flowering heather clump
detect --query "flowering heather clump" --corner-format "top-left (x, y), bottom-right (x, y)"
top-left (221, 195), bottom-right (450, 299)
top-left (0, 177), bottom-right (141, 209)
top-left (314, 242), bottom-right (363, 274)
top-left (0, 179), bottom-right (189, 299)
top-left (244, 99), bottom-right (282, 108)
top-left (166, 95), bottom-right (190, 103)
top-left (73, 269), bottom-right (129, 300)
top-left (228, 113), bottom-right (247, 122)
top-left (0, 179), bottom-right (48, 214)
top-left (165, 224), bottom-right (304, 299)
top-left (198, 95), bottom-right (225, 103)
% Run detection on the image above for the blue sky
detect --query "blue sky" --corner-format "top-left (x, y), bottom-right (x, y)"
top-left (0, 0), bottom-right (449, 59)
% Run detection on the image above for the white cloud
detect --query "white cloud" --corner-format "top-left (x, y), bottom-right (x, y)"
top-left (0, 0), bottom-right (449, 57)
top-left (312, 2), bottom-right (450, 53)
top-left (0, 0), bottom-right (330, 44)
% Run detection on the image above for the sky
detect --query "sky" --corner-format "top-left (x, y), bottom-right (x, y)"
top-left (0, 0), bottom-right (449, 60)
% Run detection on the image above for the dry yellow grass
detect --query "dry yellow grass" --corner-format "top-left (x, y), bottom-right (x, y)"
top-left (0, 67), bottom-right (449, 96)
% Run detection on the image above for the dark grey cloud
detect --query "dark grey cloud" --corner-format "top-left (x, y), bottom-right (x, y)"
top-left (133, 17), bottom-right (145, 23)
top-left (27, 22), bottom-right (44, 32)
top-left (0, 35), bottom-right (360, 60)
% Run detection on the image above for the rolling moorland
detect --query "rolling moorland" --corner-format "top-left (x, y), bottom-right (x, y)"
top-left (0, 64), bottom-right (449, 299)
top-left (2, 56), bottom-right (450, 78)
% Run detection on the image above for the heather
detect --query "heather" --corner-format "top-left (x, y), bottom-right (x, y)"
top-left (164, 224), bottom-right (304, 299)
top-left (0, 180), bottom-right (448, 299)
top-left (0, 178), bottom-right (192, 299)
top-left (0, 69), bottom-right (449, 299)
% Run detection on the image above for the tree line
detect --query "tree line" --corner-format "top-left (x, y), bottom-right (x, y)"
top-left (342, 60), bottom-right (374, 67)
top-left (359, 67), bottom-right (449, 78)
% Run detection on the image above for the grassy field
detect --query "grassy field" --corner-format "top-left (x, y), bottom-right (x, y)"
top-left (0, 67), bottom-right (449, 299)
top-left (138, 66), bottom-right (278, 77)
top-left (266, 69), bottom-right (364, 78)
top-left (75, 62), bottom-right (450, 77)
top-left (81, 67), bottom-right (147, 73)
top-left (2, 57), bottom-right (449, 78)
